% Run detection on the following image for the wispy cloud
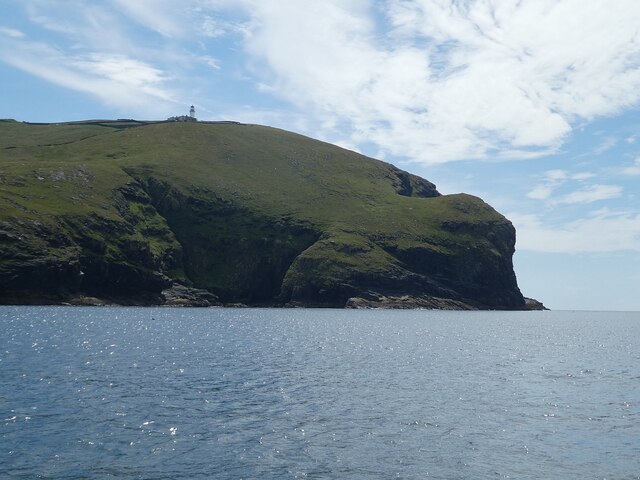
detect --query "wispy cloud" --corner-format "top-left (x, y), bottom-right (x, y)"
top-left (526, 184), bottom-right (556, 201)
top-left (4, 0), bottom-right (640, 165)
top-left (592, 136), bottom-right (618, 156)
top-left (556, 184), bottom-right (623, 205)
top-left (0, 1), bottom-right (193, 116)
top-left (73, 53), bottom-right (173, 99)
top-left (225, 0), bottom-right (640, 163)
top-left (526, 169), bottom-right (566, 200)
top-left (0, 26), bottom-right (26, 38)
top-left (512, 209), bottom-right (640, 253)
top-left (571, 172), bottom-right (596, 181)
top-left (198, 15), bottom-right (246, 39)
top-left (0, 38), bottom-right (178, 114)
top-left (198, 55), bottom-right (222, 71)
top-left (109, 0), bottom-right (187, 38)
top-left (622, 157), bottom-right (640, 176)
top-left (24, 1), bottom-right (135, 52)
top-left (526, 168), bottom-right (596, 201)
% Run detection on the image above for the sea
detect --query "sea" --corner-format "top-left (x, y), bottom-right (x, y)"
top-left (1, 307), bottom-right (639, 479)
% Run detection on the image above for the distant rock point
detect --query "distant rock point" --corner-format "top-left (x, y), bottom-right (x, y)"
top-left (524, 297), bottom-right (547, 310)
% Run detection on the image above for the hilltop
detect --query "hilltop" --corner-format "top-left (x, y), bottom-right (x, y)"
top-left (0, 119), bottom-right (539, 309)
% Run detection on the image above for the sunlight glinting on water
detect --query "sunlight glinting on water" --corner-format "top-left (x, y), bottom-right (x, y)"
top-left (1, 307), bottom-right (639, 479)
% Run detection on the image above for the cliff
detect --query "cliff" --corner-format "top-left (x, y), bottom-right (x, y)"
top-left (0, 119), bottom-right (539, 309)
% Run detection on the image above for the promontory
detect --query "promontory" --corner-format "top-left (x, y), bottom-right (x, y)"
top-left (0, 119), bottom-right (542, 309)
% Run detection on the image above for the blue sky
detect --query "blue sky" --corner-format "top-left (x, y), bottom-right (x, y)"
top-left (1, 0), bottom-right (639, 310)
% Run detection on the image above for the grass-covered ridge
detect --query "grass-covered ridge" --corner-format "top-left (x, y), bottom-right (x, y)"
top-left (0, 119), bottom-right (525, 308)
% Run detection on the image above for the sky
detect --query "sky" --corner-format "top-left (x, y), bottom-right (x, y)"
top-left (1, 0), bottom-right (639, 311)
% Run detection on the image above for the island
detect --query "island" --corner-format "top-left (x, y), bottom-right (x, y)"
top-left (0, 118), bottom-right (543, 309)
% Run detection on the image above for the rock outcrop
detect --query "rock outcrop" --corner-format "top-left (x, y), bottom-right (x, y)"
top-left (161, 284), bottom-right (221, 307)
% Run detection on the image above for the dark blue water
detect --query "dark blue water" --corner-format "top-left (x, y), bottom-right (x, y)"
top-left (1, 307), bottom-right (639, 479)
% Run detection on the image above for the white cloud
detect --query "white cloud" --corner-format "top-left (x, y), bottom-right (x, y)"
top-left (545, 170), bottom-right (568, 181)
top-left (24, 1), bottom-right (141, 52)
top-left (527, 169), bottom-right (603, 202)
top-left (220, 0), bottom-right (640, 163)
top-left (526, 184), bottom-right (556, 201)
top-left (199, 16), bottom-right (227, 38)
top-left (5, 0), bottom-right (640, 165)
top-left (592, 136), bottom-right (618, 155)
top-left (199, 55), bottom-right (221, 70)
top-left (116, 0), bottom-right (251, 45)
top-left (526, 169), bottom-right (566, 200)
top-left (2, 1), bottom-right (238, 116)
top-left (571, 172), bottom-right (596, 181)
top-left (72, 53), bottom-right (173, 99)
top-left (512, 209), bottom-right (640, 253)
top-left (109, 0), bottom-right (187, 37)
top-left (556, 184), bottom-right (623, 205)
top-left (622, 157), bottom-right (640, 176)
top-left (197, 15), bottom-right (246, 38)
top-left (0, 39), bottom-right (178, 114)
top-left (0, 26), bottom-right (25, 38)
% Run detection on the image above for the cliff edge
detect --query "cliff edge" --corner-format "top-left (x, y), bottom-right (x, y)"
top-left (0, 119), bottom-right (541, 309)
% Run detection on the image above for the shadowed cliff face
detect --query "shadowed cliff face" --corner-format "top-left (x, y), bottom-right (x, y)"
top-left (0, 120), bottom-right (527, 308)
top-left (137, 176), bottom-right (320, 303)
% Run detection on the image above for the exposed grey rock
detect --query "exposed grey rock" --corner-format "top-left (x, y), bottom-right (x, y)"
top-left (66, 295), bottom-right (115, 306)
top-left (524, 297), bottom-right (547, 310)
top-left (345, 295), bottom-right (477, 310)
top-left (161, 284), bottom-right (221, 307)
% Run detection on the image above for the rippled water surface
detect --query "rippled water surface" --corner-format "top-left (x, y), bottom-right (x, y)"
top-left (1, 307), bottom-right (639, 479)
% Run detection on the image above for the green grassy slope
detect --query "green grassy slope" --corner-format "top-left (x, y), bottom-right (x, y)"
top-left (0, 119), bottom-right (524, 308)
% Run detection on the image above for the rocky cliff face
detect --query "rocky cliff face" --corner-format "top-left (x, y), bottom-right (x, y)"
top-left (0, 119), bottom-right (536, 309)
top-left (278, 195), bottom-right (524, 309)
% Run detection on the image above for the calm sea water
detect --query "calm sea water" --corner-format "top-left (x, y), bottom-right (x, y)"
top-left (1, 307), bottom-right (639, 479)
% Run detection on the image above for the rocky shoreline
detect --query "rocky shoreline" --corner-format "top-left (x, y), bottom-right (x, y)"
top-left (0, 287), bottom-right (546, 311)
top-left (1, 120), bottom-right (544, 311)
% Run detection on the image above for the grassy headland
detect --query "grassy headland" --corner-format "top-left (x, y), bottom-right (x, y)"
top-left (0, 119), bottom-right (527, 308)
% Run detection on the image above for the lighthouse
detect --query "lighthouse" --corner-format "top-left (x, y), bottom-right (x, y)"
top-left (189, 105), bottom-right (195, 118)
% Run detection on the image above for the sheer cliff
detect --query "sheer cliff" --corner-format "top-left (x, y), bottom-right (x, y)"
top-left (0, 119), bottom-right (532, 309)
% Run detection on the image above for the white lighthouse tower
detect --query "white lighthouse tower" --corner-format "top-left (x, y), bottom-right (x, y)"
top-left (189, 105), bottom-right (195, 118)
